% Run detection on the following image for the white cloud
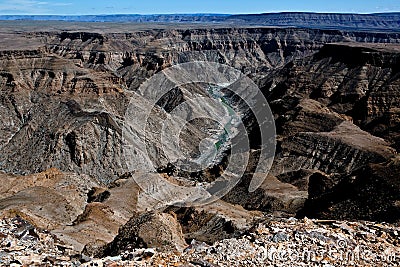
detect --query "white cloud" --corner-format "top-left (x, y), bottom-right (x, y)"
top-left (0, 0), bottom-right (72, 14)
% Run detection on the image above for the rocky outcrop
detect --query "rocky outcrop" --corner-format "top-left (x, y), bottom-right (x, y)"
top-left (223, 174), bottom-right (307, 215)
top-left (273, 121), bottom-right (395, 175)
top-left (169, 200), bottom-right (262, 244)
top-left (299, 155), bottom-right (400, 222)
top-left (99, 211), bottom-right (187, 257)
top-left (0, 169), bottom-right (98, 229)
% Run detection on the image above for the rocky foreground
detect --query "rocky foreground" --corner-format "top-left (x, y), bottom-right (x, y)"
top-left (1, 216), bottom-right (400, 267)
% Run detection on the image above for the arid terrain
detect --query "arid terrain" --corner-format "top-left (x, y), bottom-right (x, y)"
top-left (0, 16), bottom-right (400, 266)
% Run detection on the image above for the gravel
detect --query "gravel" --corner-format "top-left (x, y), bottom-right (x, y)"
top-left (1, 216), bottom-right (400, 266)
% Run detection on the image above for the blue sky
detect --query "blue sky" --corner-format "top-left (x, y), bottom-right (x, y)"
top-left (0, 0), bottom-right (399, 15)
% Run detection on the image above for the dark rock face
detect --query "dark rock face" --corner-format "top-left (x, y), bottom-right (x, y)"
top-left (299, 156), bottom-right (400, 222)
top-left (167, 200), bottom-right (260, 244)
top-left (0, 26), bottom-right (400, 254)
top-left (100, 211), bottom-right (187, 256)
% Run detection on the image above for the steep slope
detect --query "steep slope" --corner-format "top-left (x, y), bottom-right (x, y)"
top-left (259, 42), bottom-right (400, 221)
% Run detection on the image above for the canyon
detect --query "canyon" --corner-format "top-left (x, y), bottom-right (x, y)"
top-left (1, 12), bottom-right (400, 32)
top-left (0, 19), bottom-right (400, 264)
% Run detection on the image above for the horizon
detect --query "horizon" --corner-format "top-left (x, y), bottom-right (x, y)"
top-left (0, 0), bottom-right (399, 15)
top-left (1, 11), bottom-right (400, 16)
